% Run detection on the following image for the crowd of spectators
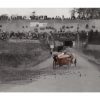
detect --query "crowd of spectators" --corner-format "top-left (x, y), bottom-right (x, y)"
top-left (0, 31), bottom-right (40, 40)
top-left (0, 23), bottom-right (99, 45)
top-left (88, 29), bottom-right (100, 44)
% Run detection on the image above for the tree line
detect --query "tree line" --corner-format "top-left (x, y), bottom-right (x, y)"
top-left (71, 8), bottom-right (100, 20)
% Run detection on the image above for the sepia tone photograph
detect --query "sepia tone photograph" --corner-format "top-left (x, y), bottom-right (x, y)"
top-left (0, 8), bottom-right (100, 92)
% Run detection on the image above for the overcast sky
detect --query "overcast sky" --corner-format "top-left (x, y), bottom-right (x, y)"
top-left (0, 8), bottom-right (72, 17)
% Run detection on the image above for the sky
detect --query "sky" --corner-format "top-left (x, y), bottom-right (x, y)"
top-left (0, 8), bottom-right (72, 18)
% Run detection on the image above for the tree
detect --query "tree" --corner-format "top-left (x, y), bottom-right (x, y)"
top-left (71, 8), bottom-right (100, 19)
top-left (71, 9), bottom-right (76, 19)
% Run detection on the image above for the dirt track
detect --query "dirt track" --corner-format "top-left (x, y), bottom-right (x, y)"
top-left (0, 49), bottom-right (100, 92)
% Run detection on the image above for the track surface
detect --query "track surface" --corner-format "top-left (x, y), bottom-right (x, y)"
top-left (0, 49), bottom-right (100, 92)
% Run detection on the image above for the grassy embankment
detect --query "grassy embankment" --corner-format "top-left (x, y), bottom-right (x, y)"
top-left (82, 49), bottom-right (100, 64)
top-left (0, 40), bottom-right (50, 83)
